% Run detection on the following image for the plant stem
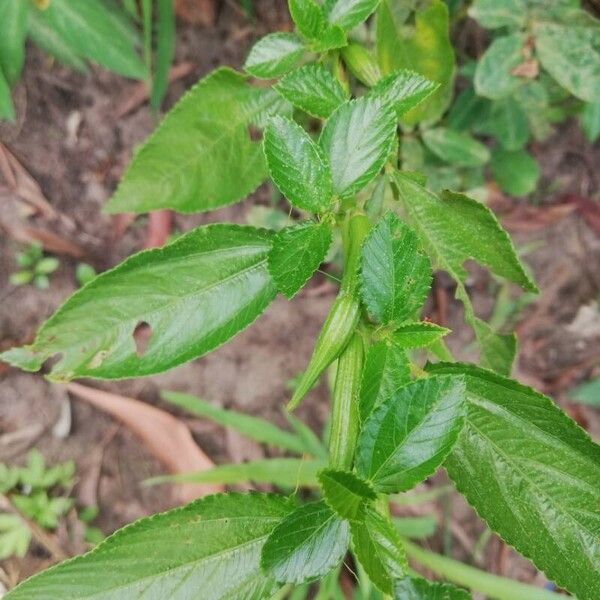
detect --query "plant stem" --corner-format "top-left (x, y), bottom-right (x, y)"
top-left (329, 333), bottom-right (363, 469)
top-left (403, 539), bottom-right (561, 600)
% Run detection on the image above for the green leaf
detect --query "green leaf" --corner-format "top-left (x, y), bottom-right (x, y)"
top-left (149, 458), bottom-right (325, 488)
top-left (480, 97), bottom-right (529, 151)
top-left (392, 174), bottom-right (537, 373)
top-left (376, 0), bottom-right (455, 124)
top-left (324, 0), bottom-right (381, 32)
top-left (0, 514), bottom-right (30, 560)
top-left (341, 43), bottom-right (382, 86)
top-left (1, 224), bottom-right (276, 380)
top-left (474, 33), bottom-right (525, 100)
top-left (289, 0), bottom-right (326, 39)
top-left (369, 70), bottom-right (439, 118)
top-left (161, 391), bottom-right (308, 454)
top-left (422, 128), bottom-right (490, 168)
top-left (359, 340), bottom-right (411, 424)
top-left (359, 212), bottom-right (432, 325)
top-left (275, 63), bottom-right (348, 118)
top-left (106, 68), bottom-right (288, 214)
top-left (447, 87), bottom-right (490, 132)
top-left (581, 101), bottom-right (600, 143)
top-left (27, 8), bottom-right (87, 71)
top-left (150, 0), bottom-right (175, 110)
top-left (0, 67), bottom-right (15, 121)
top-left (394, 576), bottom-right (471, 599)
top-left (468, 0), bottom-right (526, 30)
top-left (351, 506), bottom-right (408, 595)
top-left (264, 116), bottom-right (333, 213)
top-left (569, 377), bottom-right (600, 407)
top-left (269, 222), bottom-right (332, 299)
top-left (4, 493), bottom-right (293, 600)
top-left (318, 469), bottom-right (376, 520)
top-left (311, 24), bottom-right (348, 52)
top-left (319, 97), bottom-right (396, 198)
top-left (392, 322), bottom-right (450, 349)
top-left (244, 33), bottom-right (305, 79)
top-left (356, 375), bottom-right (466, 493)
top-left (261, 500), bottom-right (350, 584)
top-left (393, 516), bottom-right (437, 539)
top-left (534, 19), bottom-right (600, 102)
top-left (429, 362), bottom-right (600, 600)
top-left (33, 0), bottom-right (145, 79)
top-left (490, 148), bottom-right (540, 197)
top-left (0, 0), bottom-right (28, 85)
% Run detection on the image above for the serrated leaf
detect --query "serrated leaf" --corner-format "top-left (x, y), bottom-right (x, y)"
top-left (1, 224), bottom-right (276, 380)
top-left (534, 19), bottom-right (600, 102)
top-left (0, 0), bottom-right (28, 85)
top-left (351, 506), bottom-right (408, 594)
top-left (150, 458), bottom-right (325, 488)
top-left (275, 63), bottom-right (348, 118)
top-left (429, 362), bottom-right (600, 600)
top-left (162, 391), bottom-right (308, 454)
top-left (261, 500), bottom-right (350, 584)
top-left (244, 33), bottom-right (305, 79)
top-left (393, 174), bottom-right (537, 373)
top-left (320, 97), bottom-right (396, 198)
top-left (360, 212), bottom-right (432, 325)
top-left (33, 0), bottom-right (145, 79)
top-left (4, 493), bottom-right (293, 600)
top-left (264, 116), bottom-right (333, 213)
top-left (468, 0), bottom-right (526, 30)
top-left (0, 68), bottom-right (14, 121)
top-left (106, 68), bottom-right (288, 214)
top-left (324, 0), bottom-right (381, 32)
top-left (394, 576), bottom-right (471, 599)
top-left (474, 33), bottom-right (525, 100)
top-left (491, 148), bottom-right (539, 197)
top-left (376, 0), bottom-right (455, 124)
top-left (311, 24), bottom-right (348, 52)
top-left (393, 322), bottom-right (450, 349)
top-left (359, 340), bottom-right (411, 423)
top-left (318, 469), bottom-right (376, 520)
top-left (27, 8), bottom-right (87, 71)
top-left (422, 128), bottom-right (490, 168)
top-left (289, 0), bottom-right (325, 39)
top-left (268, 222), bottom-right (332, 299)
top-left (369, 70), bottom-right (438, 118)
top-left (356, 375), bottom-right (466, 493)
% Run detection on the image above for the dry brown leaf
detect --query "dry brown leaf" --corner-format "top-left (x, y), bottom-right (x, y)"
top-left (65, 383), bottom-right (223, 503)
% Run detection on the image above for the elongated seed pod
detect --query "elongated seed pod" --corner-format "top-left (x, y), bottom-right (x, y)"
top-left (288, 292), bottom-right (360, 411)
top-left (329, 332), bottom-right (364, 470)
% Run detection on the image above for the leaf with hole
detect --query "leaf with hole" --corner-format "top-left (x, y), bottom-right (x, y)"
top-left (4, 493), bottom-right (294, 600)
top-left (1, 224), bottom-right (277, 380)
top-left (320, 97), bottom-right (396, 199)
top-left (261, 500), bottom-right (350, 584)
top-left (264, 116), bottom-right (333, 213)
top-left (275, 63), bottom-right (348, 118)
top-left (429, 362), bottom-right (600, 600)
top-left (356, 375), bottom-right (466, 493)
top-left (106, 68), bottom-right (289, 214)
top-left (360, 212), bottom-right (432, 325)
top-left (318, 469), bottom-right (376, 520)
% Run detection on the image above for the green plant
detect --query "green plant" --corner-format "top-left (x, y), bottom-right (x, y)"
top-left (2, 1), bottom-right (600, 599)
top-left (0, 0), bottom-right (175, 121)
top-left (0, 450), bottom-right (75, 559)
top-left (9, 243), bottom-right (59, 289)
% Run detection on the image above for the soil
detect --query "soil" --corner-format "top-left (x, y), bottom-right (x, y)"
top-left (0, 1), bottom-right (599, 594)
